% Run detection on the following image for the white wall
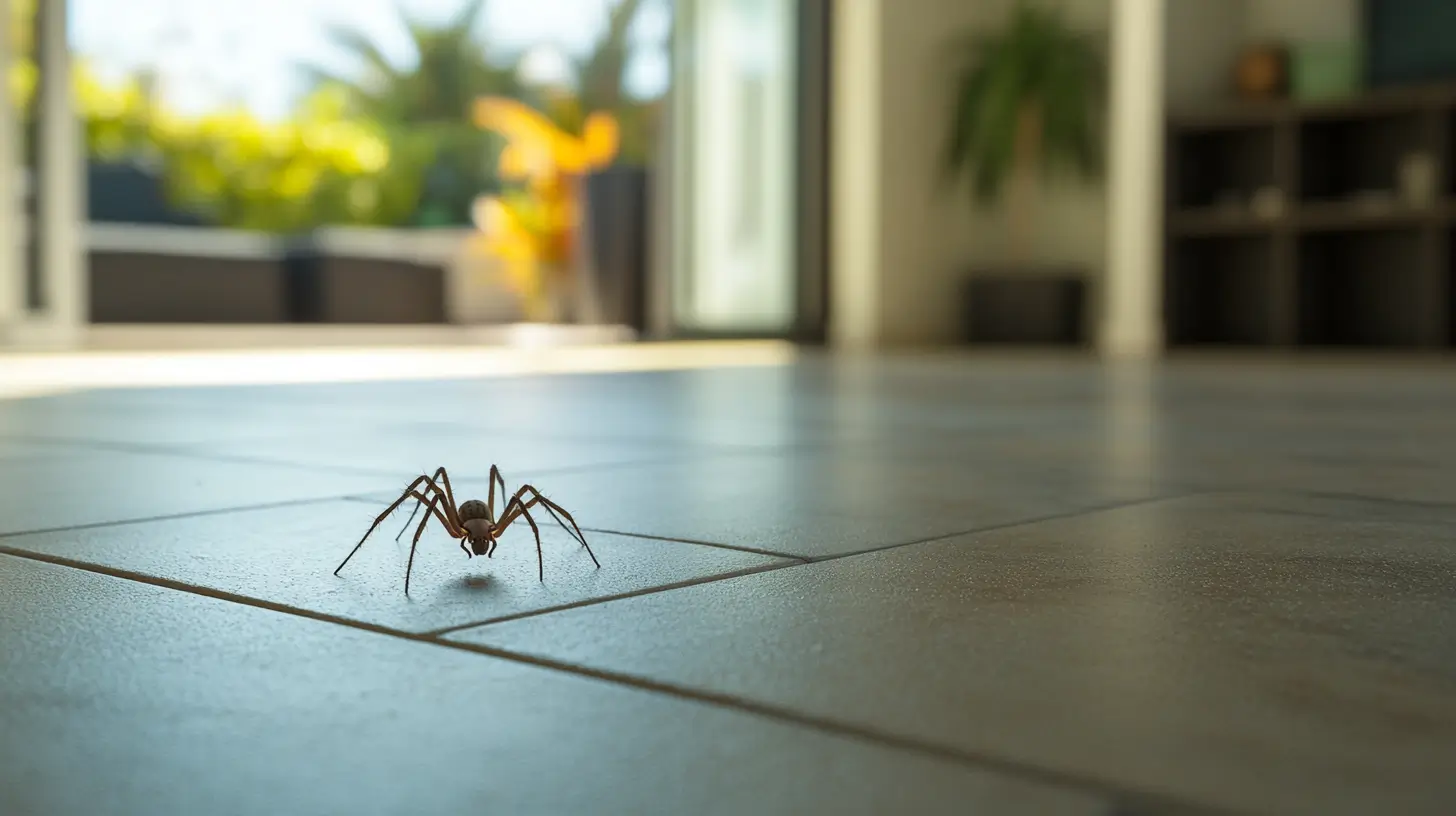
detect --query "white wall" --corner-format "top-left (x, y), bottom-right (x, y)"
top-left (1164, 0), bottom-right (1246, 105)
top-left (831, 0), bottom-right (1112, 348)
top-left (830, 0), bottom-right (1363, 350)
top-left (1245, 0), bottom-right (1358, 42)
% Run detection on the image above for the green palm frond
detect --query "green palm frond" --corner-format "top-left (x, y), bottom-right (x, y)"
top-left (942, 0), bottom-right (1105, 207)
top-left (294, 0), bottom-right (521, 225)
top-left (302, 0), bottom-right (516, 124)
top-left (578, 0), bottom-right (646, 112)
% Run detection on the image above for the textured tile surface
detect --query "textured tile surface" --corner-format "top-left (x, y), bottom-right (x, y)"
top-left (0, 448), bottom-right (384, 536)
top-left (1, 499), bottom-right (788, 632)
top-left (5, 353), bottom-right (1456, 815)
top-left (174, 428), bottom-right (694, 478)
top-left (453, 492), bottom-right (1456, 815)
top-left (367, 449), bottom-right (1171, 559)
top-left (0, 556), bottom-right (1113, 816)
top-left (0, 390), bottom-right (371, 448)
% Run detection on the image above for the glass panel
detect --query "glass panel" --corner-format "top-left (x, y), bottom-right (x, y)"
top-left (66, 0), bottom-right (674, 329)
top-left (673, 0), bottom-right (795, 333)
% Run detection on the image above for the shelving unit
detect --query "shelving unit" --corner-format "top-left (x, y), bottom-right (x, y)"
top-left (1164, 84), bottom-right (1456, 349)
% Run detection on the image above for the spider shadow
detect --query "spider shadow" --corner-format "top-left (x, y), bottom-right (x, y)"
top-left (447, 573), bottom-right (497, 595)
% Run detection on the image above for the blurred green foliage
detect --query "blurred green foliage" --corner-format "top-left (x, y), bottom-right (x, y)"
top-left (7, 0), bottom-right (664, 233)
top-left (305, 0), bottom-right (521, 227)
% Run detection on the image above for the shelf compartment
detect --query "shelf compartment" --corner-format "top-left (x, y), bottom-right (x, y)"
top-left (1296, 228), bottom-right (1428, 346)
top-left (1298, 110), bottom-right (1435, 204)
top-left (1166, 235), bottom-right (1281, 346)
top-left (1169, 124), bottom-right (1279, 211)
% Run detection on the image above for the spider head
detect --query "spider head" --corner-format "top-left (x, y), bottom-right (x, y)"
top-left (461, 518), bottom-right (496, 557)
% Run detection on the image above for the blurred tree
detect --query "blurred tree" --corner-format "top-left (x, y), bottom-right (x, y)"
top-left (11, 48), bottom-right (394, 232)
top-left (572, 0), bottom-right (659, 167)
top-left (302, 0), bottom-right (521, 226)
top-left (576, 0), bottom-right (644, 114)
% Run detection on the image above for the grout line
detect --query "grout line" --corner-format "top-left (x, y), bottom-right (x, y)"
top-left (0, 544), bottom-right (1215, 815)
top-left (799, 492), bottom-right (1201, 566)
top-left (0, 546), bottom-right (420, 641)
top-left (577, 527), bottom-right (810, 562)
top-left (0, 431), bottom-right (411, 479)
top-left (427, 642), bottom-right (1216, 815)
top-left (422, 560), bottom-right (800, 637)
top-left (405, 495), bottom-right (1205, 639)
top-left (0, 494), bottom-right (359, 541)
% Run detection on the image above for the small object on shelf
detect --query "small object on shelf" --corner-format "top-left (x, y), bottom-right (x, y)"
top-left (1234, 43), bottom-right (1289, 99)
top-left (1290, 41), bottom-right (1361, 102)
top-left (1215, 190), bottom-right (1244, 214)
top-left (1250, 186), bottom-right (1286, 219)
top-left (1350, 189), bottom-right (1397, 212)
top-left (1398, 152), bottom-right (1438, 208)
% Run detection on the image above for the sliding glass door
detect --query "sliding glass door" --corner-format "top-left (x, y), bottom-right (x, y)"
top-left (667, 0), bottom-right (815, 336)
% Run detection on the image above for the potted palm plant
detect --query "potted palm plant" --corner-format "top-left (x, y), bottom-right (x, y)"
top-left (942, 0), bottom-right (1105, 343)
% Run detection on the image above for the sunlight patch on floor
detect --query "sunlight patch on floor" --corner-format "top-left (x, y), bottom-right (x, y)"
top-left (0, 340), bottom-right (797, 399)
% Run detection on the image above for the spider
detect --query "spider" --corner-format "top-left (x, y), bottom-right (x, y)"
top-left (334, 465), bottom-right (600, 594)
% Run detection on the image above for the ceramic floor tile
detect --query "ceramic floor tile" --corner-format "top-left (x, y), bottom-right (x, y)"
top-left (0, 556), bottom-right (1118, 816)
top-left (0, 393), bottom-right (381, 449)
top-left (0, 448), bottom-right (384, 536)
top-left (172, 427), bottom-right (702, 478)
top-left (845, 427), bottom-right (1456, 505)
top-left (452, 492), bottom-right (1456, 816)
top-left (378, 450), bottom-right (1172, 559)
top-left (0, 498), bottom-right (789, 633)
top-left (0, 437), bottom-right (80, 461)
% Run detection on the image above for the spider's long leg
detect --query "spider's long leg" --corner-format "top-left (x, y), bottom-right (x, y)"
top-left (497, 496), bottom-right (546, 582)
top-left (405, 491), bottom-right (446, 596)
top-left (394, 499), bottom-right (424, 542)
top-left (394, 468), bottom-right (462, 541)
top-left (336, 476), bottom-right (433, 576)
top-left (433, 466), bottom-right (464, 529)
top-left (486, 464), bottom-right (508, 522)
top-left (501, 486), bottom-right (601, 569)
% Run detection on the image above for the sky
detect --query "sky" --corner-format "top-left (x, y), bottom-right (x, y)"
top-left (70, 0), bottom-right (673, 121)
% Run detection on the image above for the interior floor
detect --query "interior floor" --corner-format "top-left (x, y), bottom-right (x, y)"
top-left (2, 350), bottom-right (1454, 815)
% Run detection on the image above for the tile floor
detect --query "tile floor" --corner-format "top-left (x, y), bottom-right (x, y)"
top-left (2, 351), bottom-right (1455, 815)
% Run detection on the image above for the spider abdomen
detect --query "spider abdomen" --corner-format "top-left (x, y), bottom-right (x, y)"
top-left (458, 499), bottom-right (490, 521)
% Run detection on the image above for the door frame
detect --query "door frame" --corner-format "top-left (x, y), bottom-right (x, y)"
top-left (647, 0), bottom-right (832, 343)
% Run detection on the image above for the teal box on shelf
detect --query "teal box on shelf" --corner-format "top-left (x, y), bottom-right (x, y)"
top-left (1291, 42), bottom-right (1362, 101)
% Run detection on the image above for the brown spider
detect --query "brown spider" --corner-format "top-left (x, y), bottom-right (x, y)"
top-left (334, 466), bottom-right (600, 594)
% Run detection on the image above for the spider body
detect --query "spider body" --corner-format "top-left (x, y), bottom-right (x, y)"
top-left (333, 465), bottom-right (600, 594)
top-left (457, 499), bottom-right (496, 555)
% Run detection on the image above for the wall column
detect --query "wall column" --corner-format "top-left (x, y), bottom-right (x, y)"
top-left (1100, 0), bottom-right (1165, 358)
top-left (826, 0), bottom-right (881, 350)
top-left (29, 0), bottom-right (85, 346)
top-left (0, 0), bottom-right (22, 342)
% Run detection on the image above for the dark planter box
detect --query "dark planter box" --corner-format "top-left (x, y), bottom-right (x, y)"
top-left (583, 166), bottom-right (649, 330)
top-left (90, 251), bottom-right (288, 323)
top-left (283, 235), bottom-right (447, 324)
top-left (962, 268), bottom-right (1087, 344)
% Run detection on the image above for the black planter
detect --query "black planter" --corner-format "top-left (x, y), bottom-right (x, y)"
top-left (583, 166), bottom-right (649, 330)
top-left (87, 161), bottom-right (205, 226)
top-left (281, 232), bottom-right (446, 324)
top-left (962, 267), bottom-right (1087, 345)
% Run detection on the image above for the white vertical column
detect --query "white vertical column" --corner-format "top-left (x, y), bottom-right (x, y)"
top-left (1101, 0), bottom-right (1164, 358)
top-left (32, 0), bottom-right (85, 346)
top-left (827, 0), bottom-right (880, 351)
top-left (675, 0), bottom-right (795, 334)
top-left (0, 0), bottom-right (22, 340)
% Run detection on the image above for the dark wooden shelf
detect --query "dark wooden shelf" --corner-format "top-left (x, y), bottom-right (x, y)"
top-left (1294, 200), bottom-right (1446, 231)
top-left (1168, 81), bottom-right (1456, 132)
top-left (1168, 209), bottom-right (1283, 236)
top-left (1169, 201), bottom-right (1449, 236)
top-left (1165, 82), bottom-right (1456, 350)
